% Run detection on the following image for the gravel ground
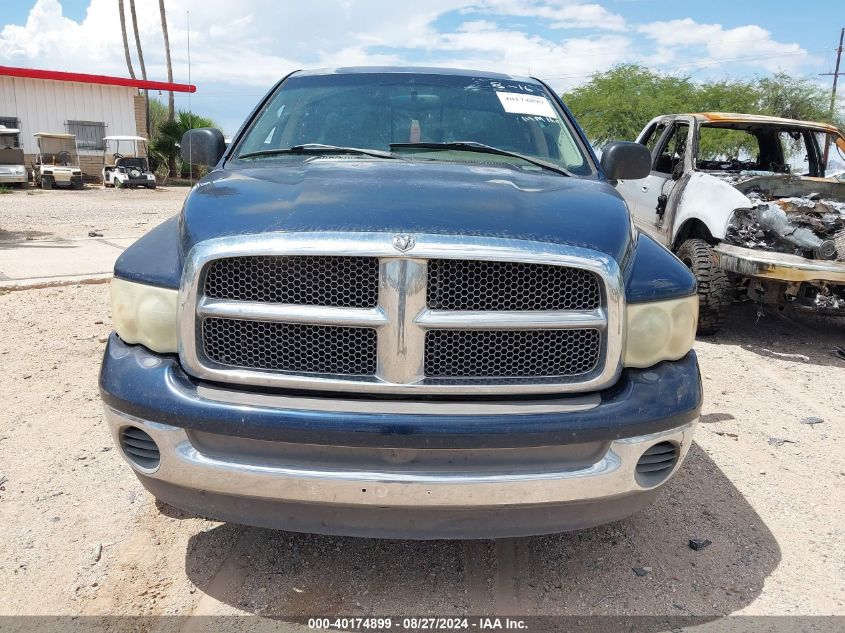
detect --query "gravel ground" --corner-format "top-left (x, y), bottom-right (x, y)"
top-left (0, 190), bottom-right (844, 621)
top-left (0, 184), bottom-right (187, 242)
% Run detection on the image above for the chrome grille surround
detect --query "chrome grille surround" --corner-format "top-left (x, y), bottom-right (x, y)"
top-left (179, 232), bottom-right (626, 395)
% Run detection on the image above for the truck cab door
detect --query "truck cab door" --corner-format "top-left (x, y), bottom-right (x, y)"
top-left (616, 120), bottom-right (668, 238)
top-left (631, 121), bottom-right (691, 244)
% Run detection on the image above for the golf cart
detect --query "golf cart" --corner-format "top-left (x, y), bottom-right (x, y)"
top-left (102, 136), bottom-right (156, 189)
top-left (33, 133), bottom-right (84, 190)
top-left (0, 125), bottom-right (27, 188)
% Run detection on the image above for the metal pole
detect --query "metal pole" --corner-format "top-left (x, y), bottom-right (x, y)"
top-left (822, 27), bottom-right (844, 171)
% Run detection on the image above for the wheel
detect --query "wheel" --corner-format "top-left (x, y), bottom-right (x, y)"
top-left (146, 183), bottom-right (156, 190)
top-left (41, 176), bottom-right (53, 190)
top-left (676, 238), bottom-right (732, 335)
top-left (73, 177), bottom-right (84, 190)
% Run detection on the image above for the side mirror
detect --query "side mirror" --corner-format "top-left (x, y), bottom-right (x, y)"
top-left (180, 128), bottom-right (226, 167)
top-left (600, 141), bottom-right (652, 180)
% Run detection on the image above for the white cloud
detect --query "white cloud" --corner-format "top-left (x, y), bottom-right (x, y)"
top-left (433, 21), bottom-right (632, 86)
top-left (0, 0), bottom-right (817, 94)
top-left (637, 18), bottom-right (813, 73)
top-left (469, 0), bottom-right (627, 32)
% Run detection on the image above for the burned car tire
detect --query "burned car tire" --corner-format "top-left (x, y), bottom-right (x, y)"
top-left (677, 239), bottom-right (731, 335)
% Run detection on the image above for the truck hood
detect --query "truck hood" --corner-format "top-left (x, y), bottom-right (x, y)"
top-left (180, 159), bottom-right (633, 262)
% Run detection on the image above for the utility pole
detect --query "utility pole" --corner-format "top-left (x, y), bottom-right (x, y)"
top-left (821, 27), bottom-right (844, 170)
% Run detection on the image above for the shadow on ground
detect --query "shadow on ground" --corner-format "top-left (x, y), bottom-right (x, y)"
top-left (701, 301), bottom-right (845, 368)
top-left (176, 443), bottom-right (779, 619)
top-left (0, 228), bottom-right (55, 244)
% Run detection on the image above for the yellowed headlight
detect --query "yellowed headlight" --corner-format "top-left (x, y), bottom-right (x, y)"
top-left (624, 295), bottom-right (698, 368)
top-left (110, 278), bottom-right (178, 353)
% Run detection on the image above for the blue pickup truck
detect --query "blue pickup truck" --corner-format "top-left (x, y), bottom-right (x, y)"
top-left (99, 67), bottom-right (701, 539)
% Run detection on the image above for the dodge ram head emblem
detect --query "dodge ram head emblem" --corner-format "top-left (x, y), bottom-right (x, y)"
top-left (392, 234), bottom-right (416, 252)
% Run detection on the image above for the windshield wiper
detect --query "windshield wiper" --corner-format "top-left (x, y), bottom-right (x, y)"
top-left (389, 141), bottom-right (572, 176)
top-left (238, 144), bottom-right (400, 160)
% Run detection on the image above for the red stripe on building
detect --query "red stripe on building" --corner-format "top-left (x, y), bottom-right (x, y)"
top-left (0, 65), bottom-right (196, 93)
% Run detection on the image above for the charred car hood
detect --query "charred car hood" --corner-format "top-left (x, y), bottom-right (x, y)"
top-left (180, 159), bottom-right (633, 262)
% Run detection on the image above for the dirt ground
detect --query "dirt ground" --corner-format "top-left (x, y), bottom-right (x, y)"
top-left (0, 188), bottom-right (844, 622)
top-left (0, 184), bottom-right (186, 242)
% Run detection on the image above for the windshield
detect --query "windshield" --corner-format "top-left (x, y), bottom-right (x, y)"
top-left (695, 124), bottom-right (845, 177)
top-left (235, 72), bottom-right (593, 176)
top-left (37, 137), bottom-right (79, 166)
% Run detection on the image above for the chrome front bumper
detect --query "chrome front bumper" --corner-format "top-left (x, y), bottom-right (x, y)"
top-left (105, 406), bottom-right (695, 510)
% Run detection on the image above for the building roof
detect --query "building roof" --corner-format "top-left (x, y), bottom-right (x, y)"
top-left (0, 65), bottom-right (195, 93)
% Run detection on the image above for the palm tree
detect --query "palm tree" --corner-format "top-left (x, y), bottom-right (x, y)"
top-left (150, 109), bottom-right (216, 180)
top-left (128, 0), bottom-right (149, 137)
top-left (118, 0), bottom-right (136, 79)
top-left (158, 0), bottom-right (175, 122)
top-left (158, 0), bottom-right (176, 174)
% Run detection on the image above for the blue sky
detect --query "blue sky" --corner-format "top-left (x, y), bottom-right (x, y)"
top-left (2, 0), bottom-right (842, 135)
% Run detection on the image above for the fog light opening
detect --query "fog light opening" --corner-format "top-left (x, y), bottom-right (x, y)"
top-left (120, 426), bottom-right (161, 472)
top-left (635, 441), bottom-right (679, 487)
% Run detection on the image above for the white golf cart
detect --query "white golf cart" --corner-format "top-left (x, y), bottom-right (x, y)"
top-left (101, 136), bottom-right (156, 189)
top-left (0, 125), bottom-right (28, 188)
top-left (33, 132), bottom-right (84, 190)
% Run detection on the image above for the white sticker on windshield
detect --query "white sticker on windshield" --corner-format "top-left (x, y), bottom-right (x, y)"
top-left (495, 92), bottom-right (557, 118)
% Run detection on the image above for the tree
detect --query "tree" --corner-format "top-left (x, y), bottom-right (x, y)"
top-left (562, 64), bottom-right (844, 149)
top-left (148, 98), bottom-right (168, 140)
top-left (562, 64), bottom-right (697, 147)
top-left (128, 0), bottom-right (149, 137)
top-left (149, 109), bottom-right (217, 178)
top-left (158, 0), bottom-right (176, 175)
top-left (158, 0), bottom-right (175, 122)
top-left (755, 72), bottom-right (833, 123)
top-left (118, 0), bottom-right (136, 79)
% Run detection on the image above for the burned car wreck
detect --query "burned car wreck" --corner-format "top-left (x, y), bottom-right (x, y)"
top-left (618, 113), bottom-right (845, 331)
top-left (723, 175), bottom-right (845, 311)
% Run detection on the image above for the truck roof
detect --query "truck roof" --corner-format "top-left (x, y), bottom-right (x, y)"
top-left (291, 66), bottom-right (541, 84)
top-left (690, 112), bottom-right (840, 133)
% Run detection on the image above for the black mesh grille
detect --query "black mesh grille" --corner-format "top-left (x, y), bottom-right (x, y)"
top-left (424, 329), bottom-right (601, 378)
top-left (202, 318), bottom-right (377, 375)
top-left (427, 260), bottom-right (601, 311)
top-left (204, 256), bottom-right (379, 307)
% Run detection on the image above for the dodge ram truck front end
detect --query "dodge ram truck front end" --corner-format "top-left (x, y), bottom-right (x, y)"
top-left (99, 68), bottom-right (701, 538)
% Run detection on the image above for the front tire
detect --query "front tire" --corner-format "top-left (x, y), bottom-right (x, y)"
top-left (676, 238), bottom-right (732, 335)
top-left (41, 176), bottom-right (53, 190)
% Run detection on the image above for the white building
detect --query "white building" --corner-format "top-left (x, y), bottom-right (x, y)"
top-left (0, 65), bottom-right (194, 176)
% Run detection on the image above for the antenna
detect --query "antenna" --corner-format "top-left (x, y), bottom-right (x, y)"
top-left (187, 9), bottom-right (192, 185)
